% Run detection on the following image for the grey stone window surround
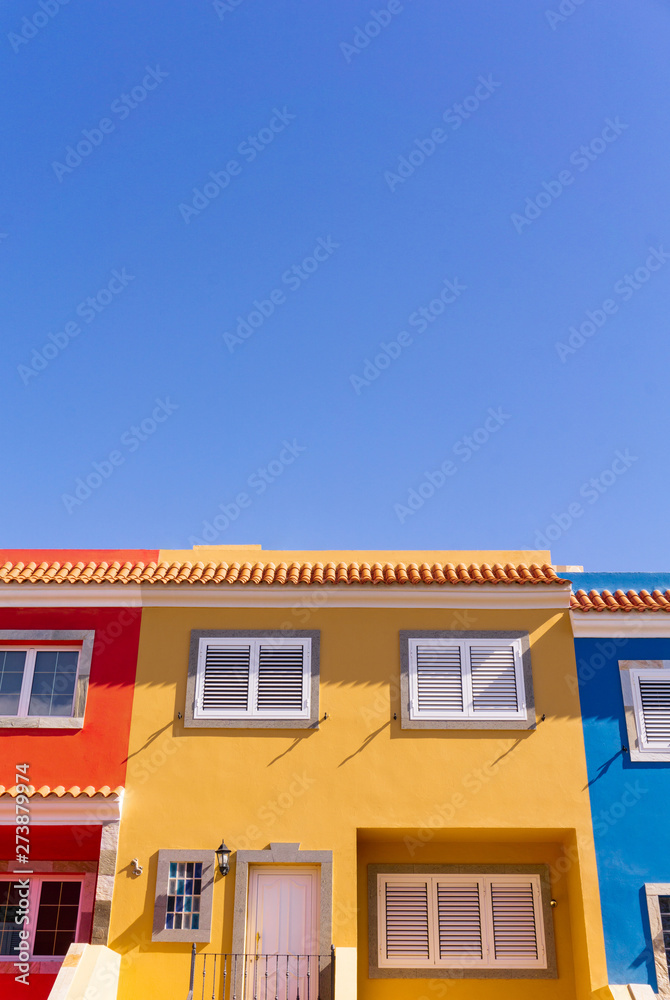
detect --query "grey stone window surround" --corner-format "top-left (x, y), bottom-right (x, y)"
top-left (645, 883), bottom-right (670, 998)
top-left (152, 850), bottom-right (215, 943)
top-left (620, 660), bottom-right (670, 762)
top-left (368, 863), bottom-right (557, 980)
top-left (0, 630), bottom-right (94, 730)
top-left (185, 630), bottom-right (320, 729)
top-left (399, 630), bottom-right (535, 731)
top-left (231, 843), bottom-right (333, 1000)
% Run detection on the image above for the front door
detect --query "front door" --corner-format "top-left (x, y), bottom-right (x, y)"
top-left (245, 866), bottom-right (320, 999)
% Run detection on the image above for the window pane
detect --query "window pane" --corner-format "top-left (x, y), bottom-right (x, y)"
top-left (660, 896), bottom-right (670, 967)
top-left (0, 883), bottom-right (23, 956)
top-left (0, 651), bottom-right (27, 716)
top-left (34, 881), bottom-right (81, 956)
top-left (165, 859), bottom-right (204, 932)
top-left (28, 651), bottom-right (78, 718)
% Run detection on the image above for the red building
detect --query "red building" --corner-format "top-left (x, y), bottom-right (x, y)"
top-left (0, 550), bottom-right (149, 999)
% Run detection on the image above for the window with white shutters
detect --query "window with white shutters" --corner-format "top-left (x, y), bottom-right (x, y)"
top-left (631, 668), bottom-right (670, 753)
top-left (407, 638), bottom-right (526, 722)
top-left (377, 873), bottom-right (546, 970)
top-left (194, 638), bottom-right (311, 720)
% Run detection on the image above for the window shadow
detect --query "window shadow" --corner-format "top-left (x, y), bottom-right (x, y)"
top-left (338, 722), bottom-right (390, 766)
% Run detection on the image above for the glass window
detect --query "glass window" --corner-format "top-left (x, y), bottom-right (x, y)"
top-left (33, 881), bottom-right (81, 957)
top-left (165, 861), bottom-right (203, 931)
top-left (0, 882), bottom-right (22, 956)
top-left (0, 647), bottom-right (79, 719)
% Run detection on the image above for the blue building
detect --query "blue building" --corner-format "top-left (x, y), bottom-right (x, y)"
top-left (571, 572), bottom-right (670, 999)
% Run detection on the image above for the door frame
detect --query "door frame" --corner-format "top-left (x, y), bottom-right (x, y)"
top-left (231, 844), bottom-right (333, 998)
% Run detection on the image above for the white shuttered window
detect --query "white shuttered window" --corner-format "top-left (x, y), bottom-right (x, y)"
top-left (408, 638), bottom-right (526, 721)
top-left (194, 638), bottom-right (311, 720)
top-left (378, 873), bottom-right (546, 970)
top-left (630, 668), bottom-right (670, 752)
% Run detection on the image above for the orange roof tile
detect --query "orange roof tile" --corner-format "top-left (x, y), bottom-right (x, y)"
top-left (0, 785), bottom-right (123, 798)
top-left (571, 589), bottom-right (670, 612)
top-left (0, 559), bottom-right (566, 587)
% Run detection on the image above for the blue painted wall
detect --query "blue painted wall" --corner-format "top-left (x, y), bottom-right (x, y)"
top-left (576, 623), bottom-right (670, 989)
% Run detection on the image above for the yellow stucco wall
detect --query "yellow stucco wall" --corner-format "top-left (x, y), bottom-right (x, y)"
top-left (109, 585), bottom-right (606, 1000)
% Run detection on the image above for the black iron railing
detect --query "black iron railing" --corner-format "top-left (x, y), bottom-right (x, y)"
top-left (187, 947), bottom-right (335, 1000)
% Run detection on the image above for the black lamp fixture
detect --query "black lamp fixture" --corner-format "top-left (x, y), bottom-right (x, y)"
top-left (215, 839), bottom-right (231, 876)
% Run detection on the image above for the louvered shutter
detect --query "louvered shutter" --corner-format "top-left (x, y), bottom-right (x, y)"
top-left (383, 880), bottom-right (431, 962)
top-left (469, 644), bottom-right (521, 716)
top-left (436, 880), bottom-right (483, 961)
top-left (637, 674), bottom-right (670, 748)
top-left (489, 880), bottom-right (539, 964)
top-left (256, 643), bottom-right (306, 716)
top-left (201, 644), bottom-right (250, 715)
top-left (414, 644), bottom-right (464, 716)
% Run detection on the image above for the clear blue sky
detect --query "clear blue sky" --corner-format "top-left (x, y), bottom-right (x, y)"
top-left (2, 0), bottom-right (669, 570)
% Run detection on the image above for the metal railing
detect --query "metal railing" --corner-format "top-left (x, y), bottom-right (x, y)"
top-left (187, 946), bottom-right (335, 1000)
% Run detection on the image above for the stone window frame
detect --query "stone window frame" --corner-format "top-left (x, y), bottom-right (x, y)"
top-left (368, 863), bottom-right (557, 980)
top-left (184, 630), bottom-right (320, 729)
top-left (620, 660), bottom-right (670, 762)
top-left (399, 630), bottom-right (535, 731)
top-left (231, 843), bottom-right (333, 999)
top-left (645, 883), bottom-right (670, 998)
top-left (0, 630), bottom-right (94, 730)
top-left (152, 850), bottom-right (215, 943)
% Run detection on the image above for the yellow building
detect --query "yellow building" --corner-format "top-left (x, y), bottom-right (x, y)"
top-left (108, 546), bottom-right (608, 1000)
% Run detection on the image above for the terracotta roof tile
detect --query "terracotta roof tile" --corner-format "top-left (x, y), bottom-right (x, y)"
top-left (571, 588), bottom-right (670, 612)
top-left (0, 559), bottom-right (566, 587)
top-left (0, 784), bottom-right (123, 798)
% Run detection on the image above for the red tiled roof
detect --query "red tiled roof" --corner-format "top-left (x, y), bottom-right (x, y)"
top-left (0, 560), bottom-right (567, 586)
top-left (571, 589), bottom-right (670, 612)
top-left (0, 784), bottom-right (123, 798)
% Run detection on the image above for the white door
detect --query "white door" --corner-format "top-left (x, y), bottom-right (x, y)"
top-left (245, 867), bottom-right (320, 1000)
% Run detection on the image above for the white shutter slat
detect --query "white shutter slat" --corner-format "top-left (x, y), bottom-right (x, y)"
top-left (470, 645), bottom-right (519, 714)
top-left (202, 644), bottom-right (250, 713)
top-left (257, 644), bottom-right (305, 713)
top-left (436, 881), bottom-right (483, 960)
top-left (639, 677), bottom-right (670, 746)
top-left (384, 881), bottom-right (430, 960)
top-left (490, 881), bottom-right (538, 962)
top-left (416, 645), bottom-right (463, 714)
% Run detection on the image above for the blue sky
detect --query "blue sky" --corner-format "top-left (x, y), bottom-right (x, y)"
top-left (2, 0), bottom-right (669, 570)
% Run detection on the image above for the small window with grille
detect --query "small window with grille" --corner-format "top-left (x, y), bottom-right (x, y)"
top-left (165, 861), bottom-right (203, 931)
top-left (645, 884), bottom-right (670, 996)
top-left (153, 850), bottom-right (215, 943)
